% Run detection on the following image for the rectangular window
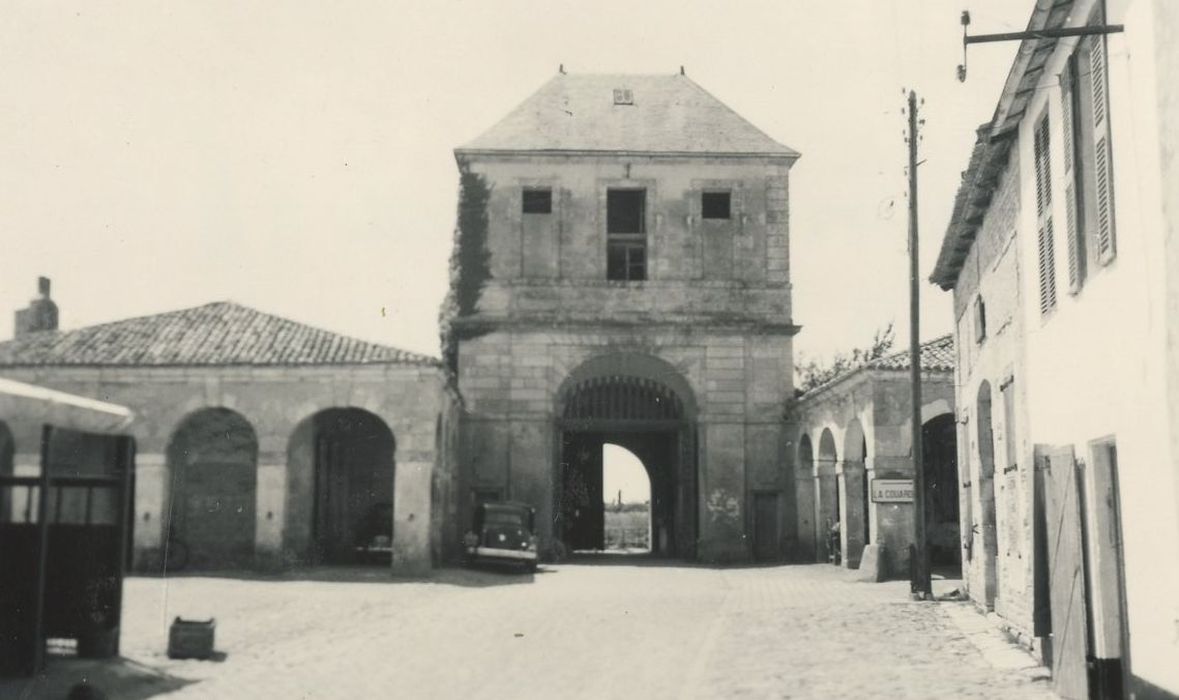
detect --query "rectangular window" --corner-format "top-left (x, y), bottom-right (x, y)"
top-left (973, 296), bottom-right (987, 343)
top-left (522, 188), bottom-right (552, 214)
top-left (1034, 114), bottom-right (1058, 316)
top-left (607, 189), bottom-right (646, 280)
top-left (701, 191), bottom-right (731, 220)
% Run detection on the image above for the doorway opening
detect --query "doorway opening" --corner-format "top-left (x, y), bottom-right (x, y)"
top-left (976, 382), bottom-right (999, 608)
top-left (923, 413), bottom-right (961, 575)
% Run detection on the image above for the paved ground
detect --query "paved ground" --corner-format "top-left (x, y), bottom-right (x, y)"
top-left (3, 561), bottom-right (1056, 699)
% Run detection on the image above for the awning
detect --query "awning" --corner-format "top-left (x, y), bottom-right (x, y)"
top-left (0, 376), bottom-right (134, 435)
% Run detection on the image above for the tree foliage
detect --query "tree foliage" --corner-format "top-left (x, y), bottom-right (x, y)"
top-left (439, 168), bottom-right (492, 372)
top-left (794, 322), bottom-right (896, 395)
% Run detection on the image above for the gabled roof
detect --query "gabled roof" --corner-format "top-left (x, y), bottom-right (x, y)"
top-left (456, 73), bottom-right (799, 158)
top-left (0, 302), bottom-right (436, 367)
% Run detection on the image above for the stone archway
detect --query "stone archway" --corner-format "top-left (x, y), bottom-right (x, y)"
top-left (555, 353), bottom-right (697, 559)
top-left (166, 408), bottom-right (258, 569)
top-left (840, 419), bottom-right (868, 568)
top-left (287, 408), bottom-right (396, 565)
top-left (976, 382), bottom-right (999, 608)
top-left (815, 428), bottom-right (838, 563)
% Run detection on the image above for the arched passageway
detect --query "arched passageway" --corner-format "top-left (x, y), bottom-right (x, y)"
top-left (923, 413), bottom-right (961, 570)
top-left (976, 383), bottom-right (999, 608)
top-left (166, 408), bottom-right (258, 569)
top-left (816, 428), bottom-right (838, 563)
top-left (840, 420), bottom-right (868, 568)
top-left (795, 434), bottom-right (816, 560)
top-left (557, 355), bottom-right (696, 559)
top-left (288, 408), bottom-right (395, 564)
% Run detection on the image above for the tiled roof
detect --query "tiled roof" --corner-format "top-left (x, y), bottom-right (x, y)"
top-left (0, 302), bottom-right (437, 367)
top-left (867, 334), bottom-right (955, 373)
top-left (456, 73), bottom-right (799, 158)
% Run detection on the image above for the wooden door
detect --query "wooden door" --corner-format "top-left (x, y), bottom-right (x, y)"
top-left (753, 492), bottom-right (779, 561)
top-left (1041, 445), bottom-right (1091, 700)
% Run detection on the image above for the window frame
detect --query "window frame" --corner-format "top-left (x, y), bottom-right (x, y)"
top-left (606, 188), bottom-right (648, 281)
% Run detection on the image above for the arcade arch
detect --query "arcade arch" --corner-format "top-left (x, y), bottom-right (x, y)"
top-left (816, 427), bottom-right (838, 563)
top-left (556, 353), bottom-right (696, 558)
top-left (287, 408), bottom-right (396, 564)
top-left (165, 408), bottom-right (258, 569)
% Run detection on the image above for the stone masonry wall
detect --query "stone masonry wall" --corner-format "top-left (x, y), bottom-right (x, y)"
top-left (458, 326), bottom-right (795, 563)
top-left (0, 364), bottom-right (455, 575)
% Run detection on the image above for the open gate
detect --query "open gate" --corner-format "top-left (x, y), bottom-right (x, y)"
top-left (1037, 445), bottom-right (1091, 700)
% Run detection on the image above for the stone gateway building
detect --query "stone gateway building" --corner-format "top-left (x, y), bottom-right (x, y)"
top-left (446, 72), bottom-right (800, 562)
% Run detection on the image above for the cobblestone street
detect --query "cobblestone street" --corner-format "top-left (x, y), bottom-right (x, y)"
top-left (4, 562), bottom-right (1056, 699)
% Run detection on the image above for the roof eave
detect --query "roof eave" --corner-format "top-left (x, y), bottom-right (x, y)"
top-left (454, 147), bottom-right (800, 162)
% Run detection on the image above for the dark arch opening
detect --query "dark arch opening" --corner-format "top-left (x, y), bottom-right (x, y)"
top-left (288, 408), bottom-right (395, 565)
top-left (557, 355), bottom-right (696, 560)
top-left (166, 408), bottom-right (258, 569)
top-left (817, 428), bottom-right (839, 564)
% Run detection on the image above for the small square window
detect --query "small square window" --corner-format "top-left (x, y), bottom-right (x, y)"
top-left (702, 191), bottom-right (731, 220)
top-left (522, 188), bottom-right (552, 214)
top-left (613, 89), bottom-right (633, 105)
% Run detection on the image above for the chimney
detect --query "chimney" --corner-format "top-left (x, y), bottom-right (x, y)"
top-left (14, 276), bottom-right (59, 337)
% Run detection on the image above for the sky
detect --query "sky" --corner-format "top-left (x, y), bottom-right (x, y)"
top-left (1, 1), bottom-right (1029, 365)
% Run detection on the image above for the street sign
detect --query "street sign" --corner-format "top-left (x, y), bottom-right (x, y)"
top-left (871, 479), bottom-right (914, 503)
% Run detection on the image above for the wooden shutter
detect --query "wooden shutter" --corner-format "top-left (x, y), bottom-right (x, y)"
top-left (1034, 116), bottom-right (1057, 315)
top-left (1062, 55), bottom-right (1086, 292)
top-left (1090, 37), bottom-right (1116, 264)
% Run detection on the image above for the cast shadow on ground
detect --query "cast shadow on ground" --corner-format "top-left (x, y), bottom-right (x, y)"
top-left (136, 564), bottom-right (540, 589)
top-left (0, 656), bottom-right (195, 700)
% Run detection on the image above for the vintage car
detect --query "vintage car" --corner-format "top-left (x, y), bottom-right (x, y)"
top-left (353, 502), bottom-right (394, 564)
top-left (462, 501), bottom-right (539, 572)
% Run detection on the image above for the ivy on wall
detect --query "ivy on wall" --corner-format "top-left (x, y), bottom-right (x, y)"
top-left (439, 167), bottom-right (492, 373)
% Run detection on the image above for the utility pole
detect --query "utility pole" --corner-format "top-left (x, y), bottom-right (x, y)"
top-left (907, 90), bottom-right (931, 599)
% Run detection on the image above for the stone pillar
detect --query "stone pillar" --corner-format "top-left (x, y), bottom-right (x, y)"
top-left (255, 452), bottom-right (287, 569)
top-left (391, 421), bottom-right (433, 576)
top-left (132, 452), bottom-right (168, 569)
top-left (839, 462), bottom-right (868, 569)
top-left (870, 452), bottom-right (915, 578)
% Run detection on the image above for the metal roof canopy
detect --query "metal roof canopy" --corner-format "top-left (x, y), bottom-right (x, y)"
top-left (0, 377), bottom-right (133, 435)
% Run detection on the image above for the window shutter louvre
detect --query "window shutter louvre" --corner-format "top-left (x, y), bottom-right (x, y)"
top-left (1090, 38), bottom-right (1116, 264)
top-left (1034, 113), bottom-right (1057, 316)
top-left (1061, 72), bottom-right (1074, 175)
top-left (1065, 180), bottom-right (1079, 290)
top-left (1038, 219), bottom-right (1058, 315)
